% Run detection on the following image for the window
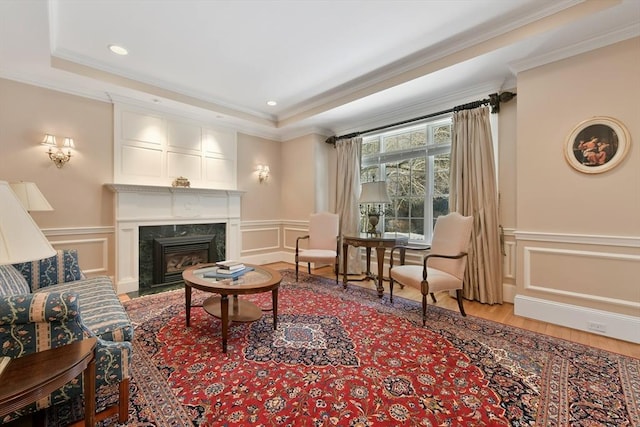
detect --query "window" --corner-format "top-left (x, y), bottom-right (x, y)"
top-left (361, 117), bottom-right (452, 243)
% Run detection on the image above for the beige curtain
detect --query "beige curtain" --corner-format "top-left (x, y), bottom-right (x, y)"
top-left (450, 107), bottom-right (503, 304)
top-left (336, 137), bottom-right (363, 274)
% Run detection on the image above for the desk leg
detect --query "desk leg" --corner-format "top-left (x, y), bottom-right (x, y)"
top-left (365, 247), bottom-right (372, 276)
top-left (375, 247), bottom-right (386, 298)
top-left (83, 355), bottom-right (96, 426)
top-left (342, 242), bottom-right (348, 289)
top-left (221, 295), bottom-right (229, 353)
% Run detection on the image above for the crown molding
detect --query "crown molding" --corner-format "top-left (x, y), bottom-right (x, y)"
top-left (509, 22), bottom-right (640, 73)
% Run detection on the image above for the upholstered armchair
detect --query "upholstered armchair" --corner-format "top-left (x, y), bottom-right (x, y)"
top-left (0, 250), bottom-right (132, 425)
top-left (389, 212), bottom-right (473, 325)
top-left (295, 212), bottom-right (340, 284)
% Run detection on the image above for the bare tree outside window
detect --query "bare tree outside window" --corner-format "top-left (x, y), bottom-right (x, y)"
top-left (361, 118), bottom-right (451, 242)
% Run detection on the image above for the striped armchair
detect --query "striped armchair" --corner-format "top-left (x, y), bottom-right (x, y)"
top-left (0, 250), bottom-right (133, 425)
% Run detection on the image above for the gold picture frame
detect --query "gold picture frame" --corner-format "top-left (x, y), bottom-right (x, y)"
top-left (564, 116), bottom-right (630, 174)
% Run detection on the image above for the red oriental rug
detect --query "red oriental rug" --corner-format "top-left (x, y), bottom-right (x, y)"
top-left (48, 270), bottom-right (639, 426)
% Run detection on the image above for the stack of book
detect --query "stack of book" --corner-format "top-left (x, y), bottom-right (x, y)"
top-left (215, 260), bottom-right (246, 275)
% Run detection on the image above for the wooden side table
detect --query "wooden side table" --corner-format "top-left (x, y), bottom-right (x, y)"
top-left (343, 233), bottom-right (409, 297)
top-left (0, 338), bottom-right (97, 426)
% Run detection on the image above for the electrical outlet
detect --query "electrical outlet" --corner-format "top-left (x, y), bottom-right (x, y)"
top-left (587, 321), bottom-right (607, 334)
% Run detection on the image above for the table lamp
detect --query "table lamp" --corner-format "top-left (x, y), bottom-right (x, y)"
top-left (0, 181), bottom-right (56, 264)
top-left (359, 180), bottom-right (391, 235)
top-left (9, 182), bottom-right (54, 212)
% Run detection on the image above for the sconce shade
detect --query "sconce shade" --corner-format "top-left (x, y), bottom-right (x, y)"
top-left (41, 133), bottom-right (56, 146)
top-left (359, 181), bottom-right (391, 204)
top-left (63, 137), bottom-right (75, 149)
top-left (0, 181), bottom-right (56, 264)
top-left (9, 182), bottom-right (54, 212)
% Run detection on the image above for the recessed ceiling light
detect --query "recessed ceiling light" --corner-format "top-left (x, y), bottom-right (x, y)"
top-left (266, 100), bottom-right (277, 106)
top-left (108, 44), bottom-right (128, 55)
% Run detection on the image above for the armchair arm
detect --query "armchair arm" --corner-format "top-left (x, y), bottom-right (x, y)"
top-left (390, 244), bottom-right (430, 268)
top-left (0, 292), bottom-right (86, 358)
top-left (295, 235), bottom-right (310, 253)
top-left (421, 252), bottom-right (468, 279)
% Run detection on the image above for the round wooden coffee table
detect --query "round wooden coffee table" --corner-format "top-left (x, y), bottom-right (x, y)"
top-left (182, 263), bottom-right (282, 353)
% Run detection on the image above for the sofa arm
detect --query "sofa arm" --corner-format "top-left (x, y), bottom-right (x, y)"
top-left (0, 291), bottom-right (86, 358)
top-left (95, 338), bottom-right (133, 386)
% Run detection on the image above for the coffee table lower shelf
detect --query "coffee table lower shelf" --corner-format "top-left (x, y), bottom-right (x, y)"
top-left (203, 296), bottom-right (263, 322)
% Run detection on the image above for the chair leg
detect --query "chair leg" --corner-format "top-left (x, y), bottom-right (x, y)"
top-left (307, 263), bottom-right (311, 274)
top-left (456, 289), bottom-right (466, 316)
top-left (295, 262), bottom-right (299, 281)
top-left (389, 278), bottom-right (394, 303)
top-left (421, 294), bottom-right (427, 326)
top-left (430, 292), bottom-right (437, 303)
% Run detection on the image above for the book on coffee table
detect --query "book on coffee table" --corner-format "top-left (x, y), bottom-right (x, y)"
top-left (204, 266), bottom-right (253, 279)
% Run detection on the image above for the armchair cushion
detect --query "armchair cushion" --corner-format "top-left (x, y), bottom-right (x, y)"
top-left (389, 265), bottom-right (462, 292)
top-left (0, 265), bottom-right (30, 296)
top-left (12, 249), bottom-right (84, 291)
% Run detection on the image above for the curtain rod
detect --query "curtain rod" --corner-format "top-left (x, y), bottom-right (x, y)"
top-left (325, 91), bottom-right (516, 145)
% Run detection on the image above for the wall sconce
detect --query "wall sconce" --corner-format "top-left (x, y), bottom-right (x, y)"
top-left (257, 164), bottom-right (270, 183)
top-left (41, 134), bottom-right (74, 168)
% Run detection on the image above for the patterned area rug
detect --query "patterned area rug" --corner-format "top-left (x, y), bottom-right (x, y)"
top-left (50, 270), bottom-right (639, 426)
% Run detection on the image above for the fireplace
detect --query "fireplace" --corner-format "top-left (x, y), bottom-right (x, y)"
top-left (138, 222), bottom-right (226, 292)
top-left (153, 235), bottom-right (216, 287)
top-left (107, 184), bottom-right (243, 294)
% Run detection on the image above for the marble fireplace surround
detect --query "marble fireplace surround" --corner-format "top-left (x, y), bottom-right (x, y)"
top-left (107, 184), bottom-right (244, 294)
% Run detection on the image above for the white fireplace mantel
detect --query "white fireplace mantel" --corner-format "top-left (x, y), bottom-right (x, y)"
top-left (107, 184), bottom-right (244, 294)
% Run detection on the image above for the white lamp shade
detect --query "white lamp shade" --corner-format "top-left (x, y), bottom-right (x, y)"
top-left (9, 182), bottom-right (54, 212)
top-left (0, 181), bottom-right (56, 264)
top-left (359, 181), bottom-right (391, 204)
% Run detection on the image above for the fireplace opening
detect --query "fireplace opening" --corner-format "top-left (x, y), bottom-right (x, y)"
top-left (138, 223), bottom-right (226, 292)
top-left (153, 235), bottom-right (216, 287)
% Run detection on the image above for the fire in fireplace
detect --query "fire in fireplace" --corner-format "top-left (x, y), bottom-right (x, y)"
top-left (152, 235), bottom-right (217, 287)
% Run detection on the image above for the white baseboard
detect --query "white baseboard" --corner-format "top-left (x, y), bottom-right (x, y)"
top-left (514, 295), bottom-right (640, 344)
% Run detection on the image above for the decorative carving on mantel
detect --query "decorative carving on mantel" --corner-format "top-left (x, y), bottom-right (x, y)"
top-left (105, 183), bottom-right (245, 196)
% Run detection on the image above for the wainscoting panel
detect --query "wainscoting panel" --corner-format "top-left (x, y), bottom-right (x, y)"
top-left (523, 246), bottom-right (640, 309)
top-left (515, 230), bottom-right (640, 343)
top-left (43, 226), bottom-right (114, 278)
top-left (241, 227), bottom-right (281, 253)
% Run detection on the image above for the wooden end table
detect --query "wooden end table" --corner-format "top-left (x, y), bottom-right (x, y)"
top-left (182, 264), bottom-right (282, 353)
top-left (0, 337), bottom-right (97, 426)
top-left (343, 233), bottom-right (408, 297)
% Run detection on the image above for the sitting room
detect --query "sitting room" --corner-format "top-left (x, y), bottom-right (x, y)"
top-left (1, 1), bottom-right (638, 425)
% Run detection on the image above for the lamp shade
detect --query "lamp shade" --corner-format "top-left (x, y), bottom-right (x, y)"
top-left (0, 181), bottom-right (56, 264)
top-left (9, 182), bottom-right (54, 212)
top-left (359, 181), bottom-right (391, 204)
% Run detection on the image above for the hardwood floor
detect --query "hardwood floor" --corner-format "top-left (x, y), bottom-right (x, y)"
top-left (268, 262), bottom-right (639, 359)
top-left (120, 262), bottom-right (638, 358)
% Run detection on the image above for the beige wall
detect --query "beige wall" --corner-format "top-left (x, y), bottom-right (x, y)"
top-left (0, 78), bottom-right (116, 277)
top-left (237, 132), bottom-right (282, 220)
top-left (515, 37), bottom-right (640, 327)
top-left (0, 78), bottom-right (114, 228)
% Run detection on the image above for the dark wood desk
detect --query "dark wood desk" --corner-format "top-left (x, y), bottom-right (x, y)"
top-left (0, 338), bottom-right (97, 426)
top-left (342, 233), bottom-right (409, 297)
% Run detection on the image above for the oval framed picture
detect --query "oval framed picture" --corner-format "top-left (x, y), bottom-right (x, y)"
top-left (564, 116), bottom-right (630, 174)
